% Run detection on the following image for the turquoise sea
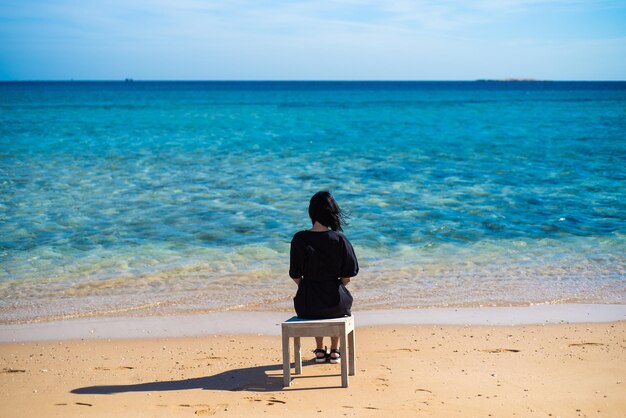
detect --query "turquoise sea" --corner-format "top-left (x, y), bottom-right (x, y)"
top-left (1, 81), bottom-right (625, 323)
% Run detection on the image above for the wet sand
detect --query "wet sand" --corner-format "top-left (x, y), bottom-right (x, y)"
top-left (1, 321), bottom-right (625, 417)
top-left (2, 304), bottom-right (625, 342)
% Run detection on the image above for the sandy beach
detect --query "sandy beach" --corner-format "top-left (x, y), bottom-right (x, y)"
top-left (1, 309), bottom-right (625, 417)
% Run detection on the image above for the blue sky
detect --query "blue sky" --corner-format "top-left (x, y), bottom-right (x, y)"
top-left (1, 0), bottom-right (625, 80)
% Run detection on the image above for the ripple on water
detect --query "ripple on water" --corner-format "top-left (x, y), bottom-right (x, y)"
top-left (0, 82), bottom-right (625, 322)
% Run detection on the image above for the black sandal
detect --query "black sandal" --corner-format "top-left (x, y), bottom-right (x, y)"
top-left (313, 347), bottom-right (328, 363)
top-left (329, 348), bottom-right (341, 364)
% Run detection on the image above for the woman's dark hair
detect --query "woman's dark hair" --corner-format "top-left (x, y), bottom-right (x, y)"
top-left (308, 191), bottom-right (348, 232)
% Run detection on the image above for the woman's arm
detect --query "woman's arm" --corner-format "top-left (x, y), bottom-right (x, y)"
top-left (341, 277), bottom-right (351, 285)
top-left (289, 235), bottom-right (304, 287)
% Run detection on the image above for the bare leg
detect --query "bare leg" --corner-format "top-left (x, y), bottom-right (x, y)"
top-left (314, 337), bottom-right (327, 361)
top-left (315, 337), bottom-right (324, 349)
top-left (330, 336), bottom-right (340, 361)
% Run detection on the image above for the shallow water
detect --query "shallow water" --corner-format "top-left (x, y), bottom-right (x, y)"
top-left (1, 81), bottom-right (625, 323)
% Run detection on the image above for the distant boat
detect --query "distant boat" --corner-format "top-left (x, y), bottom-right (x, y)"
top-left (125, 78), bottom-right (134, 82)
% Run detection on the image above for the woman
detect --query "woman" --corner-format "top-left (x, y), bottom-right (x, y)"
top-left (289, 191), bottom-right (359, 364)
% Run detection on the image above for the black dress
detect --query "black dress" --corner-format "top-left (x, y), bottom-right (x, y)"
top-left (289, 230), bottom-right (359, 319)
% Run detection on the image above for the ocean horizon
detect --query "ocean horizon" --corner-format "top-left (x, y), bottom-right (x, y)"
top-left (2, 79), bottom-right (624, 81)
top-left (1, 81), bottom-right (624, 323)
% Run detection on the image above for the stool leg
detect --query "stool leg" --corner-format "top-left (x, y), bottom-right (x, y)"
top-left (340, 333), bottom-right (348, 387)
top-left (282, 333), bottom-right (291, 387)
top-left (348, 329), bottom-right (356, 376)
top-left (294, 337), bottom-right (302, 375)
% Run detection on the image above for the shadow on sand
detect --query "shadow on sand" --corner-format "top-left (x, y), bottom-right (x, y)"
top-left (71, 360), bottom-right (342, 394)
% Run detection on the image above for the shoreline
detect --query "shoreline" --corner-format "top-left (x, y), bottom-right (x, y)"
top-left (1, 303), bottom-right (624, 343)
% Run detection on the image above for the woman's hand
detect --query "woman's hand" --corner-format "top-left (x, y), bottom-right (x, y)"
top-left (292, 278), bottom-right (302, 286)
top-left (341, 277), bottom-right (351, 285)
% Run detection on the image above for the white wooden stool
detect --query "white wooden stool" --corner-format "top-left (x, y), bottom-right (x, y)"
top-left (281, 315), bottom-right (355, 388)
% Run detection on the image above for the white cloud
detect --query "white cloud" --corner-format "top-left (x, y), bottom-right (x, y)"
top-left (1, 0), bottom-right (624, 79)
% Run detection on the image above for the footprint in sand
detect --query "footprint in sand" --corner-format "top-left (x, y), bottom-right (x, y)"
top-left (414, 388), bottom-right (435, 403)
top-left (194, 403), bottom-right (228, 415)
top-left (568, 342), bottom-right (604, 347)
top-left (2, 368), bottom-right (26, 373)
top-left (194, 356), bottom-right (225, 361)
top-left (244, 396), bottom-right (264, 403)
top-left (375, 377), bottom-right (390, 387)
top-left (266, 397), bottom-right (286, 406)
top-left (404, 388), bottom-right (435, 409)
top-left (481, 348), bottom-right (520, 353)
top-left (94, 366), bottom-right (134, 371)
